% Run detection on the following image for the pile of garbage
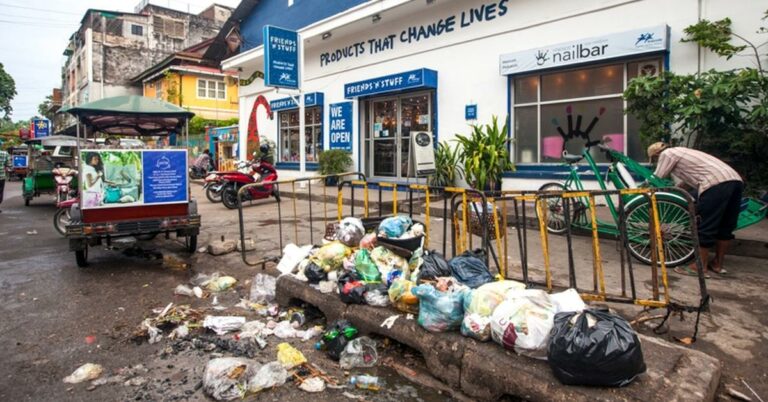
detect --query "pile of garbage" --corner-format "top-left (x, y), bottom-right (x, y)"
top-left (278, 214), bottom-right (648, 387)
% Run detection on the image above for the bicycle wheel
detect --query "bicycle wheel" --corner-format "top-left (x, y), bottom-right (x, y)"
top-left (537, 182), bottom-right (571, 234)
top-left (625, 198), bottom-right (695, 267)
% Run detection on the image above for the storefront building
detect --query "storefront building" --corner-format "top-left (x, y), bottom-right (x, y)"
top-left (222, 0), bottom-right (763, 187)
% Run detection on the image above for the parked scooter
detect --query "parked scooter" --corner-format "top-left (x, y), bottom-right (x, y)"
top-left (189, 164), bottom-right (209, 180)
top-left (203, 160), bottom-right (252, 203)
top-left (52, 164), bottom-right (78, 204)
top-left (220, 146), bottom-right (280, 209)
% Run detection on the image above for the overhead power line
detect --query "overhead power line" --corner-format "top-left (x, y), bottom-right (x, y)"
top-left (0, 2), bottom-right (81, 16)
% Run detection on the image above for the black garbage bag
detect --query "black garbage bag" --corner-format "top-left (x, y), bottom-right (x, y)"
top-left (417, 251), bottom-right (451, 282)
top-left (448, 249), bottom-right (493, 289)
top-left (304, 262), bottom-right (327, 284)
top-left (547, 309), bottom-right (647, 387)
top-left (320, 319), bottom-right (359, 361)
top-left (338, 271), bottom-right (367, 304)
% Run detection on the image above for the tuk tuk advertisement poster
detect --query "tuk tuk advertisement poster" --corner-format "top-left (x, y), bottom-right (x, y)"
top-left (80, 150), bottom-right (143, 209)
top-left (142, 149), bottom-right (188, 205)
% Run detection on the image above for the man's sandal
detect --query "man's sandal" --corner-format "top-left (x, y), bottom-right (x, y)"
top-left (674, 266), bottom-right (711, 279)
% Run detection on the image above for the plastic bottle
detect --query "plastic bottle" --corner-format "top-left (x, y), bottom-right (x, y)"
top-left (349, 375), bottom-right (381, 391)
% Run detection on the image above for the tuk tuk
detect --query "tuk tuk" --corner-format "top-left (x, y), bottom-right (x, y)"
top-left (9, 145), bottom-right (28, 180)
top-left (22, 135), bottom-right (82, 205)
top-left (62, 95), bottom-right (200, 267)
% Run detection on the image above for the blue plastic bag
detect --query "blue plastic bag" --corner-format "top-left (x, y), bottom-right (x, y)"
top-left (448, 250), bottom-right (493, 289)
top-left (377, 215), bottom-right (413, 238)
top-left (412, 284), bottom-right (467, 333)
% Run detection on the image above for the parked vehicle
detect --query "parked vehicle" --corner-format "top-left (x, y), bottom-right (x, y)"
top-left (52, 164), bottom-right (78, 204)
top-left (189, 164), bottom-right (209, 180)
top-left (53, 196), bottom-right (78, 236)
top-left (9, 145), bottom-right (28, 181)
top-left (23, 136), bottom-right (82, 206)
top-left (203, 160), bottom-right (252, 203)
top-left (220, 147), bottom-right (280, 209)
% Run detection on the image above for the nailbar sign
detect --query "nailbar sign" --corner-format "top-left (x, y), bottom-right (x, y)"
top-left (321, 0), bottom-right (509, 68)
top-left (263, 25), bottom-right (300, 89)
top-left (499, 25), bottom-right (669, 75)
top-left (329, 102), bottom-right (353, 152)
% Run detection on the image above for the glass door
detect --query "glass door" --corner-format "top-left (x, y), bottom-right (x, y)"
top-left (371, 99), bottom-right (397, 177)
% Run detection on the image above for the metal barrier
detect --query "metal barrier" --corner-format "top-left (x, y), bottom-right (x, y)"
top-left (236, 177), bottom-right (709, 339)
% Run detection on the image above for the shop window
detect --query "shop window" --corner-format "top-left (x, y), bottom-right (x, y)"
top-left (278, 107), bottom-right (322, 163)
top-left (197, 79), bottom-right (226, 100)
top-left (512, 57), bottom-right (662, 163)
top-left (131, 24), bottom-right (144, 36)
top-left (154, 81), bottom-right (162, 99)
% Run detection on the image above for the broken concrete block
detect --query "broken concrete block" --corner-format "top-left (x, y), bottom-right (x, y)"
top-left (208, 240), bottom-right (237, 256)
top-left (236, 237), bottom-right (256, 252)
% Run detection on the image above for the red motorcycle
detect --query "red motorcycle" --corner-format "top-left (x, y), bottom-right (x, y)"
top-left (203, 160), bottom-right (252, 203)
top-left (220, 158), bottom-right (280, 209)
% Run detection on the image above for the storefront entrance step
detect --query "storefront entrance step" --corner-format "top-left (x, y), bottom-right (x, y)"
top-left (275, 275), bottom-right (721, 401)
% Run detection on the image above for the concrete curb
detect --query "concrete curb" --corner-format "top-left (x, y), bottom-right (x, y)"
top-left (276, 275), bottom-right (722, 401)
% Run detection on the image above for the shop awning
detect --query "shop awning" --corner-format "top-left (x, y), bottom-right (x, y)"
top-left (269, 92), bottom-right (324, 112)
top-left (344, 68), bottom-right (437, 99)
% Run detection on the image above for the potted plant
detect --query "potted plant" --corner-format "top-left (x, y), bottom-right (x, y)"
top-left (318, 149), bottom-right (352, 186)
top-left (454, 116), bottom-right (514, 192)
top-left (429, 141), bottom-right (464, 188)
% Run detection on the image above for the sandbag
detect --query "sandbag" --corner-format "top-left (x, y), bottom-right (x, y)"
top-left (548, 309), bottom-right (646, 387)
top-left (310, 241), bottom-right (352, 272)
top-left (387, 278), bottom-right (419, 314)
top-left (490, 289), bottom-right (555, 359)
top-left (354, 249), bottom-right (381, 283)
top-left (417, 251), bottom-right (451, 282)
top-left (448, 249), bottom-right (493, 289)
top-left (412, 283), bottom-right (467, 332)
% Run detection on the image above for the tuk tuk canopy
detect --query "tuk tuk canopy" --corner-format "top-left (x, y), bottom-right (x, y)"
top-left (61, 95), bottom-right (195, 136)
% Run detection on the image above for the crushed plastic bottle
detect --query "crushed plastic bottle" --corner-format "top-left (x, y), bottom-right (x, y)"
top-left (349, 375), bottom-right (381, 391)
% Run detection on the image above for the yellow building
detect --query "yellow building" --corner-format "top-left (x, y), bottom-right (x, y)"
top-left (133, 39), bottom-right (238, 120)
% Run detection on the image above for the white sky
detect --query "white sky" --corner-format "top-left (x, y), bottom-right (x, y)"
top-left (0, 0), bottom-right (241, 121)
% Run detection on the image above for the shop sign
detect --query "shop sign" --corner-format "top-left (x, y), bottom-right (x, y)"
top-left (328, 102), bottom-right (353, 152)
top-left (500, 25), bottom-right (669, 75)
top-left (270, 92), bottom-right (324, 111)
top-left (79, 149), bottom-right (188, 209)
top-left (263, 25), bottom-right (300, 89)
top-left (344, 68), bottom-right (437, 98)
top-left (31, 118), bottom-right (50, 138)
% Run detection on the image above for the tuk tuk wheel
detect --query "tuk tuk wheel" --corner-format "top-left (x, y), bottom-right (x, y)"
top-left (185, 235), bottom-right (197, 253)
top-left (75, 246), bottom-right (88, 267)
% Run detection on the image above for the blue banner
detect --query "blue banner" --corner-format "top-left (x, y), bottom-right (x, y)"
top-left (270, 92), bottom-right (324, 111)
top-left (328, 102), bottom-right (353, 152)
top-left (344, 68), bottom-right (437, 98)
top-left (12, 155), bottom-right (27, 168)
top-left (263, 25), bottom-right (300, 89)
top-left (32, 119), bottom-right (50, 138)
top-left (142, 150), bottom-right (188, 205)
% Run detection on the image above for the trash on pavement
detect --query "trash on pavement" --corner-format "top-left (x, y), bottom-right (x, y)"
top-left (377, 215), bottom-right (413, 238)
top-left (318, 280), bottom-right (335, 294)
top-left (370, 246), bottom-right (409, 277)
top-left (248, 361), bottom-right (288, 393)
top-left (63, 363), bottom-right (104, 384)
top-left (548, 309), bottom-right (646, 387)
top-left (461, 280), bottom-right (526, 341)
top-left (304, 261), bottom-right (328, 284)
top-left (203, 316), bottom-right (246, 335)
top-left (354, 249), bottom-right (381, 283)
top-left (335, 217), bottom-right (365, 247)
top-left (388, 278), bottom-right (419, 314)
top-left (417, 251), bottom-right (451, 281)
top-left (380, 314), bottom-right (400, 329)
top-left (310, 241), bottom-right (352, 272)
top-left (298, 377), bottom-right (326, 393)
top-left (490, 289), bottom-right (555, 359)
top-left (550, 288), bottom-right (586, 313)
top-left (202, 357), bottom-right (257, 401)
top-left (349, 375), bottom-right (381, 391)
top-left (207, 239), bottom-right (237, 256)
top-left (448, 249), bottom-right (493, 289)
top-left (169, 324), bottom-right (189, 340)
top-left (236, 237), bottom-right (256, 252)
top-left (193, 286), bottom-right (205, 298)
top-left (277, 244), bottom-right (314, 275)
top-left (249, 274), bottom-right (276, 304)
top-left (412, 282), bottom-right (467, 333)
top-left (359, 233), bottom-right (377, 250)
top-left (363, 284), bottom-right (389, 307)
top-left (174, 284), bottom-right (194, 297)
top-left (317, 320), bottom-right (358, 361)
top-left (340, 336), bottom-right (378, 369)
top-left (207, 275), bottom-right (237, 292)
top-left (338, 271), bottom-right (367, 304)
top-left (277, 343), bottom-right (307, 369)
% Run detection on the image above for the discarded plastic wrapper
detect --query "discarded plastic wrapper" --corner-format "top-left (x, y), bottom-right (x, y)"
top-left (140, 318), bottom-right (163, 344)
top-left (277, 244), bottom-right (313, 275)
top-left (388, 278), bottom-right (419, 314)
top-left (310, 241), bottom-right (352, 272)
top-left (207, 276), bottom-right (237, 292)
top-left (380, 315), bottom-right (400, 329)
top-left (277, 342), bottom-right (307, 369)
top-left (461, 314), bottom-right (492, 341)
top-left (249, 274), bottom-right (276, 304)
top-left (169, 324), bottom-right (189, 340)
top-left (378, 215), bottom-right (413, 238)
top-left (338, 271), bottom-right (367, 305)
top-left (174, 284), bottom-right (194, 297)
top-left (412, 283), bottom-right (467, 333)
top-left (491, 289), bottom-right (555, 359)
top-left (364, 284), bottom-right (389, 307)
top-left (299, 377), bottom-right (326, 393)
top-left (354, 249), bottom-right (382, 283)
top-left (318, 281), bottom-right (335, 294)
top-left (63, 363), bottom-right (104, 384)
top-left (304, 261), bottom-right (328, 284)
top-left (371, 246), bottom-right (409, 277)
top-left (340, 336), bottom-right (378, 369)
top-left (318, 320), bottom-right (358, 361)
top-left (202, 357), bottom-right (257, 401)
top-left (550, 288), bottom-right (586, 313)
top-left (360, 233), bottom-right (377, 250)
top-left (464, 280), bottom-right (527, 317)
top-left (248, 361), bottom-right (288, 393)
top-left (204, 316), bottom-right (246, 335)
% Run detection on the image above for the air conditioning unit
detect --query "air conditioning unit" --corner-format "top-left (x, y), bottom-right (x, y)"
top-left (410, 131), bottom-right (435, 177)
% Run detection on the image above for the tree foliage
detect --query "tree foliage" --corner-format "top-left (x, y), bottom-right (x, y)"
top-left (0, 63), bottom-right (17, 120)
top-left (624, 11), bottom-right (768, 193)
top-left (188, 116), bottom-right (239, 135)
top-left (37, 95), bottom-right (55, 121)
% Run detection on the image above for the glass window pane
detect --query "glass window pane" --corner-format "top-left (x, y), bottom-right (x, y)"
top-left (373, 100), bottom-right (396, 138)
top-left (626, 113), bottom-right (646, 161)
top-left (514, 75), bottom-right (538, 104)
top-left (401, 138), bottom-right (411, 177)
top-left (400, 94), bottom-right (429, 137)
top-left (540, 98), bottom-right (624, 163)
top-left (541, 64), bottom-right (623, 101)
top-left (514, 106), bottom-right (538, 163)
top-left (208, 86), bottom-right (216, 98)
top-left (373, 140), bottom-right (396, 176)
top-left (279, 111), bottom-right (289, 125)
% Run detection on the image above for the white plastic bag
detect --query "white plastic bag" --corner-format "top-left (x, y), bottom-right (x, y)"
top-left (63, 363), bottom-right (103, 384)
top-left (339, 336), bottom-right (378, 369)
top-left (490, 289), bottom-right (555, 359)
top-left (202, 358), bottom-right (257, 401)
top-left (203, 316), bottom-right (246, 335)
top-left (550, 288), bottom-right (586, 313)
top-left (247, 361), bottom-right (287, 393)
top-left (277, 244), bottom-right (314, 275)
top-left (249, 274), bottom-right (276, 304)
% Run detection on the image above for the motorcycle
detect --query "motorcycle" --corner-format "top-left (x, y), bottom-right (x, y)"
top-left (189, 164), bottom-right (209, 180)
top-left (54, 196), bottom-right (78, 236)
top-left (220, 159), bottom-right (280, 209)
top-left (52, 165), bottom-right (78, 204)
top-left (203, 160), bottom-right (253, 203)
